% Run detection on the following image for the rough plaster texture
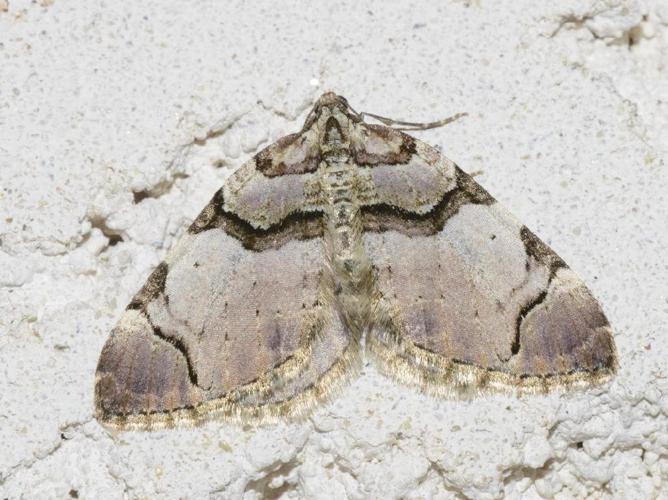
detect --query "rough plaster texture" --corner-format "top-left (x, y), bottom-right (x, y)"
top-left (1, 1), bottom-right (667, 498)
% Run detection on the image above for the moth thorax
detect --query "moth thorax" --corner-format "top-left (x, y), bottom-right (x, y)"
top-left (322, 160), bottom-right (357, 205)
top-left (323, 116), bottom-right (347, 144)
top-left (321, 148), bottom-right (350, 161)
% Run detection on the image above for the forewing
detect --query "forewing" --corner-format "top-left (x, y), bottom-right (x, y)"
top-left (95, 143), bottom-right (356, 430)
top-left (361, 133), bottom-right (617, 394)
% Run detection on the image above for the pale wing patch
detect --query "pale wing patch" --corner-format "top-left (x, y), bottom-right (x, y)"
top-left (151, 234), bottom-right (324, 393)
top-left (223, 165), bottom-right (315, 229)
top-left (366, 203), bottom-right (550, 366)
top-left (358, 138), bottom-right (457, 214)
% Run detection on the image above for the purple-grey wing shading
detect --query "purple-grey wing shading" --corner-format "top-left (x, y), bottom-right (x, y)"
top-left (359, 132), bottom-right (617, 395)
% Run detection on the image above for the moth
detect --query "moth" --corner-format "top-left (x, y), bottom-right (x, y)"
top-left (95, 93), bottom-right (618, 430)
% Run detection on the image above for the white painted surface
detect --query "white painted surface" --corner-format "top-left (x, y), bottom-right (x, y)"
top-left (1, 0), bottom-right (666, 498)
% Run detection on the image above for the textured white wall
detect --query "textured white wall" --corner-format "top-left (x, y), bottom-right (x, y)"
top-left (1, 0), bottom-right (666, 498)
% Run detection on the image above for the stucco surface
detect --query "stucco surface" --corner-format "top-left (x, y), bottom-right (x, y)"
top-left (1, 1), bottom-right (667, 498)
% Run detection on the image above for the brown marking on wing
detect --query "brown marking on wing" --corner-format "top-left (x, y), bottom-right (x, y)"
top-left (127, 262), bottom-right (169, 311)
top-left (361, 166), bottom-right (495, 235)
top-left (256, 133), bottom-right (320, 177)
top-left (353, 124), bottom-right (417, 166)
top-left (520, 226), bottom-right (567, 278)
top-left (189, 188), bottom-right (325, 251)
top-left (95, 313), bottom-right (204, 420)
top-left (513, 269), bottom-right (615, 375)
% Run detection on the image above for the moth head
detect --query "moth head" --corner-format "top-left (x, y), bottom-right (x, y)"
top-left (302, 92), bottom-right (362, 131)
top-left (317, 92), bottom-right (347, 107)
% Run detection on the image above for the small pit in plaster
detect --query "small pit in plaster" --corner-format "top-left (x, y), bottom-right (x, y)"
top-left (132, 172), bottom-right (190, 204)
top-left (89, 217), bottom-right (124, 247)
